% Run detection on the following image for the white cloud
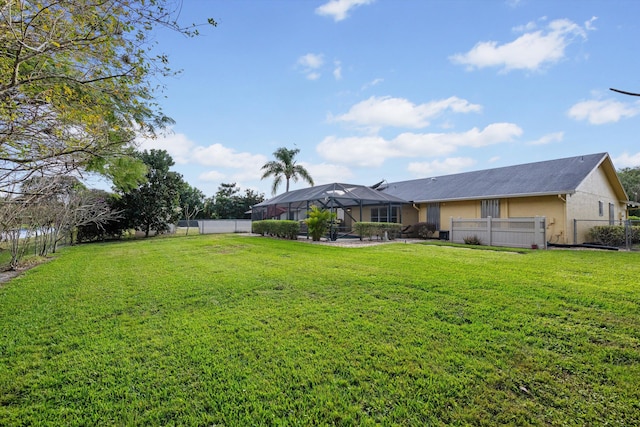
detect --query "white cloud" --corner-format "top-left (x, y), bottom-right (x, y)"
top-left (333, 61), bottom-right (342, 80)
top-left (137, 131), bottom-right (195, 164)
top-left (361, 78), bottom-right (383, 91)
top-left (317, 123), bottom-right (522, 167)
top-left (315, 0), bottom-right (374, 22)
top-left (567, 99), bottom-right (640, 124)
top-left (298, 53), bottom-right (324, 69)
top-left (192, 143), bottom-right (267, 170)
top-left (305, 162), bottom-right (354, 185)
top-left (613, 152), bottom-right (640, 168)
top-left (330, 96), bottom-right (482, 131)
top-left (139, 130), bottom-right (268, 174)
top-left (407, 157), bottom-right (476, 177)
top-left (199, 170), bottom-right (226, 181)
top-left (527, 131), bottom-right (564, 145)
top-left (450, 18), bottom-right (595, 72)
top-left (297, 53), bottom-right (324, 79)
top-left (317, 135), bottom-right (391, 167)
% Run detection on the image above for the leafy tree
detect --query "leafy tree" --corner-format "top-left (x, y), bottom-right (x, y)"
top-left (118, 149), bottom-right (182, 237)
top-left (0, 1), bottom-right (215, 194)
top-left (261, 147), bottom-right (314, 195)
top-left (178, 181), bottom-right (205, 234)
top-left (618, 167), bottom-right (640, 202)
top-left (209, 183), bottom-right (264, 219)
top-left (618, 166), bottom-right (640, 216)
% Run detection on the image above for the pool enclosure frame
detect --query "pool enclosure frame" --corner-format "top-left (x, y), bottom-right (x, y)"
top-left (251, 183), bottom-right (408, 239)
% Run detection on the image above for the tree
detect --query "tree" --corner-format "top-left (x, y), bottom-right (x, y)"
top-left (0, 1), bottom-right (216, 194)
top-left (118, 149), bottom-right (182, 237)
top-left (177, 181), bottom-right (205, 234)
top-left (261, 147), bottom-right (314, 195)
top-left (209, 183), bottom-right (265, 219)
top-left (618, 166), bottom-right (640, 217)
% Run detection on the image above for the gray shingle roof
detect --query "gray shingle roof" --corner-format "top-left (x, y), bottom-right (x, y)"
top-left (382, 153), bottom-right (609, 202)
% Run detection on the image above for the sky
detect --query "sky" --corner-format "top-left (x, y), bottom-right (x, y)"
top-left (122, 0), bottom-right (640, 198)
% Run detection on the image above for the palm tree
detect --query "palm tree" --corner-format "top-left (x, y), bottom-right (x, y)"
top-left (261, 147), bottom-right (314, 195)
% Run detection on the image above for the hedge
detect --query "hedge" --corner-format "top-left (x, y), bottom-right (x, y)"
top-left (252, 220), bottom-right (300, 240)
top-left (588, 225), bottom-right (640, 247)
top-left (354, 222), bottom-right (402, 240)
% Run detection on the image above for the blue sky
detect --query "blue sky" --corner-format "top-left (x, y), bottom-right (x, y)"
top-left (133, 0), bottom-right (640, 197)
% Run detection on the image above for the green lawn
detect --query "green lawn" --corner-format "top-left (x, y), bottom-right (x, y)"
top-left (1, 235), bottom-right (639, 426)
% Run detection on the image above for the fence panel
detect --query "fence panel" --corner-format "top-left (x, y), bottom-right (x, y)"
top-left (450, 217), bottom-right (546, 249)
top-left (198, 219), bottom-right (252, 234)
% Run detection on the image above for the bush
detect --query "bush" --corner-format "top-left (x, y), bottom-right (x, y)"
top-left (251, 220), bottom-right (300, 240)
top-left (463, 235), bottom-right (482, 245)
top-left (304, 206), bottom-right (336, 241)
top-left (401, 222), bottom-right (437, 239)
top-left (588, 225), bottom-right (640, 247)
top-left (354, 222), bottom-right (402, 241)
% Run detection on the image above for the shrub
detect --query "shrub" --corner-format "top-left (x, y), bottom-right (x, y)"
top-left (251, 220), bottom-right (300, 240)
top-left (304, 206), bottom-right (336, 241)
top-left (463, 235), bottom-right (482, 245)
top-left (401, 222), bottom-right (437, 239)
top-left (354, 222), bottom-right (402, 241)
top-left (417, 222), bottom-right (437, 239)
top-left (588, 225), bottom-right (640, 247)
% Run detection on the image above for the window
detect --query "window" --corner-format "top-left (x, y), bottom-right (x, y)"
top-left (609, 203), bottom-right (615, 225)
top-left (426, 203), bottom-right (440, 229)
top-left (371, 206), bottom-right (399, 223)
top-left (481, 199), bottom-right (500, 218)
top-left (598, 201), bottom-right (604, 217)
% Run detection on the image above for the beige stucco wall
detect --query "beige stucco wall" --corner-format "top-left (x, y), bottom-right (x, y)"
top-left (506, 196), bottom-right (567, 244)
top-left (441, 200), bottom-right (479, 221)
top-left (567, 166), bottom-right (627, 243)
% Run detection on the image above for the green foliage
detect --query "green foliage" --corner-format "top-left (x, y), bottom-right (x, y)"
top-left (403, 222), bottom-right (438, 239)
top-left (588, 225), bottom-right (640, 246)
top-left (261, 147), bottom-right (314, 195)
top-left (1, 235), bottom-right (639, 425)
top-left (304, 205), bottom-right (336, 241)
top-left (0, 1), bottom-right (215, 193)
top-left (251, 220), bottom-right (300, 239)
top-left (463, 235), bottom-right (483, 245)
top-left (117, 149), bottom-right (183, 237)
top-left (207, 183), bottom-right (264, 219)
top-left (618, 166), bottom-right (640, 203)
top-left (354, 222), bottom-right (402, 240)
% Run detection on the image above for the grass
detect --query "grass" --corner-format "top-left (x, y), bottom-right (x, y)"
top-left (0, 235), bottom-right (639, 426)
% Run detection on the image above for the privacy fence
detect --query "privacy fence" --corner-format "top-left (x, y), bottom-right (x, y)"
top-left (197, 219), bottom-right (252, 234)
top-left (449, 216), bottom-right (546, 249)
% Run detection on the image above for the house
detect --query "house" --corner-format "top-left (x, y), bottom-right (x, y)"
top-left (380, 152), bottom-right (629, 244)
top-left (253, 153), bottom-right (630, 245)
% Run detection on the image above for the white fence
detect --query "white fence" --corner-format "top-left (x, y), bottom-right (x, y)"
top-left (198, 219), bottom-right (252, 234)
top-left (449, 216), bottom-right (546, 249)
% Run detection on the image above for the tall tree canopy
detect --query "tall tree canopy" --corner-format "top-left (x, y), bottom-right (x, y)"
top-left (0, 0), bottom-right (215, 193)
top-left (208, 182), bottom-right (264, 219)
top-left (117, 149), bottom-right (183, 237)
top-left (261, 147), bottom-right (314, 195)
top-left (618, 166), bottom-right (640, 203)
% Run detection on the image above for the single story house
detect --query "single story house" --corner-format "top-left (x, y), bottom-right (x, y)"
top-left (380, 152), bottom-right (629, 244)
top-left (254, 152), bottom-right (630, 245)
